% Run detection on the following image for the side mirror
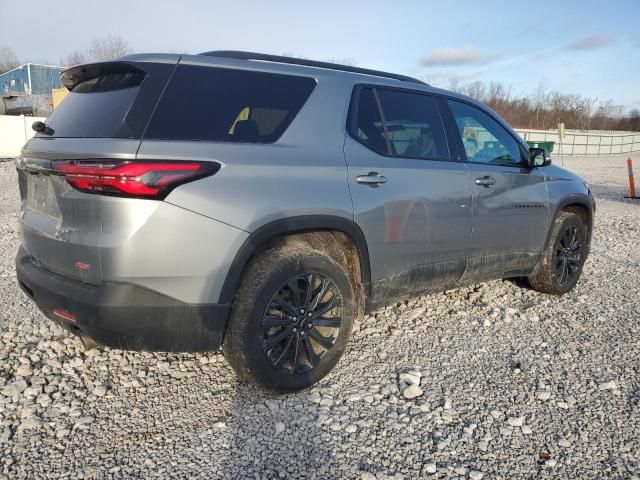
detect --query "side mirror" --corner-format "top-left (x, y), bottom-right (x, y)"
top-left (528, 147), bottom-right (551, 168)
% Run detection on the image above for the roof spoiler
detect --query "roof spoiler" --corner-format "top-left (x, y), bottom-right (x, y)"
top-left (60, 61), bottom-right (145, 90)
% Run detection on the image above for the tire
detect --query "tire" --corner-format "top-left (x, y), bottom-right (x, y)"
top-left (527, 211), bottom-right (588, 295)
top-left (222, 242), bottom-right (355, 392)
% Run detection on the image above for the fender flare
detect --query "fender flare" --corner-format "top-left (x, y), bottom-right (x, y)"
top-left (218, 215), bottom-right (372, 305)
top-left (543, 194), bottom-right (594, 252)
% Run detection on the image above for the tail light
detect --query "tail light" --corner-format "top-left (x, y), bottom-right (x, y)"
top-left (52, 160), bottom-right (220, 199)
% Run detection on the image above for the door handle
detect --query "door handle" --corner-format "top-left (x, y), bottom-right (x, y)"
top-left (475, 176), bottom-right (496, 187)
top-left (356, 172), bottom-right (387, 187)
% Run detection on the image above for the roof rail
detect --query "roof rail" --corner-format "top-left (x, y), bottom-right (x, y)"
top-left (199, 50), bottom-right (427, 85)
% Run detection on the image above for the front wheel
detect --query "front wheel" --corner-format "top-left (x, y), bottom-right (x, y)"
top-left (527, 211), bottom-right (588, 295)
top-left (222, 243), bottom-right (355, 392)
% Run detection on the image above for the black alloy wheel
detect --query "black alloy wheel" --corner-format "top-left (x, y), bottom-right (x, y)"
top-left (554, 225), bottom-right (582, 286)
top-left (261, 273), bottom-right (342, 375)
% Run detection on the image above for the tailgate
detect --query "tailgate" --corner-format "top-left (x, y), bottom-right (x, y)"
top-left (17, 138), bottom-right (142, 284)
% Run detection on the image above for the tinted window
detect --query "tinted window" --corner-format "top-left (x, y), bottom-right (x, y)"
top-left (144, 66), bottom-right (316, 143)
top-left (447, 100), bottom-right (522, 166)
top-left (377, 90), bottom-right (447, 159)
top-left (353, 88), bottom-right (387, 154)
top-left (43, 72), bottom-right (144, 138)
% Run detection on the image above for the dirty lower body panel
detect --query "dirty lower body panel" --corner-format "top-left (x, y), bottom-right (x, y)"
top-left (15, 246), bottom-right (230, 352)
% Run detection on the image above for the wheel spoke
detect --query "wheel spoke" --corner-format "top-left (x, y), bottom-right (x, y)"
top-left (561, 259), bottom-right (569, 284)
top-left (287, 278), bottom-right (304, 308)
top-left (290, 335), bottom-right (301, 375)
top-left (262, 316), bottom-right (292, 328)
top-left (312, 316), bottom-right (342, 328)
top-left (274, 334), bottom-right (295, 368)
top-left (264, 326), bottom-right (293, 350)
top-left (309, 279), bottom-right (330, 310)
top-left (308, 329), bottom-right (335, 350)
top-left (313, 295), bottom-right (338, 317)
top-left (271, 293), bottom-right (298, 317)
top-left (303, 274), bottom-right (314, 309)
top-left (303, 336), bottom-right (319, 367)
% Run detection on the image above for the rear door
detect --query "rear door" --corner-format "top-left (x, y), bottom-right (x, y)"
top-left (443, 99), bottom-right (549, 279)
top-left (345, 86), bottom-right (472, 303)
top-left (17, 59), bottom-right (176, 283)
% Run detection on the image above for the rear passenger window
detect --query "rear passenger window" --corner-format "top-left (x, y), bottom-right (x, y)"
top-left (353, 88), bottom-right (388, 155)
top-left (350, 87), bottom-right (448, 159)
top-left (144, 66), bottom-right (316, 143)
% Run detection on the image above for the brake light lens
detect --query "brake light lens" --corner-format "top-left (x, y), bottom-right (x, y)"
top-left (52, 160), bottom-right (220, 199)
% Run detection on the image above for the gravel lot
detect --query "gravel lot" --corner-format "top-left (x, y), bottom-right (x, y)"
top-left (1, 155), bottom-right (639, 479)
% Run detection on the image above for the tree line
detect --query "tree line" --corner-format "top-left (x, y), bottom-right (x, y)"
top-left (447, 79), bottom-right (640, 132)
top-left (0, 35), bottom-right (134, 73)
top-left (1, 39), bottom-right (639, 131)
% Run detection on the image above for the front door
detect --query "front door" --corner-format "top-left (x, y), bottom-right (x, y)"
top-left (345, 86), bottom-right (472, 305)
top-left (445, 99), bottom-right (549, 280)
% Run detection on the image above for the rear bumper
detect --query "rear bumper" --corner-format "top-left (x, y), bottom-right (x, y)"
top-left (15, 246), bottom-right (230, 352)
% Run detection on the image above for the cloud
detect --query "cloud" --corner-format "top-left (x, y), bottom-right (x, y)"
top-left (420, 70), bottom-right (477, 86)
top-left (420, 46), bottom-right (500, 67)
top-left (567, 34), bottom-right (613, 50)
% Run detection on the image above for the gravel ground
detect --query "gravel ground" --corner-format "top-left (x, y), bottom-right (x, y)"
top-left (1, 154), bottom-right (639, 479)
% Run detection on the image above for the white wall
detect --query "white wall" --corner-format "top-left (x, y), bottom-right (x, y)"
top-left (0, 115), bottom-right (46, 158)
top-left (515, 128), bottom-right (640, 156)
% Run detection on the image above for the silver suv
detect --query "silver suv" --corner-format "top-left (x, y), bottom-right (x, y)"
top-left (16, 51), bottom-right (595, 391)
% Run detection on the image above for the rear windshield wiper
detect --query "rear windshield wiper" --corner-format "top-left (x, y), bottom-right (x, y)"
top-left (32, 121), bottom-right (55, 136)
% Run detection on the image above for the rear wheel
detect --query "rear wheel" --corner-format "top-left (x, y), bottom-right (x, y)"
top-left (223, 243), bottom-right (355, 392)
top-left (527, 212), bottom-right (588, 294)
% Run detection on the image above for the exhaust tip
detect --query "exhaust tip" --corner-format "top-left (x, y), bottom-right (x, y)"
top-left (70, 325), bottom-right (99, 351)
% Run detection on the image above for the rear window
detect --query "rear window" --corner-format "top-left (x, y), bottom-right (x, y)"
top-left (44, 72), bottom-right (144, 138)
top-left (143, 65), bottom-right (317, 143)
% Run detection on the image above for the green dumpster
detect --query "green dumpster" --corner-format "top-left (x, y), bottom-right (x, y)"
top-left (526, 140), bottom-right (555, 153)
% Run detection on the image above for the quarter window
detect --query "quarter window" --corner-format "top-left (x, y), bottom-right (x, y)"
top-left (447, 100), bottom-right (522, 166)
top-left (145, 66), bottom-right (316, 143)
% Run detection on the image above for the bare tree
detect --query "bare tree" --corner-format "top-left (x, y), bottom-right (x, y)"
top-left (88, 35), bottom-right (133, 61)
top-left (63, 50), bottom-right (88, 67)
top-left (0, 46), bottom-right (20, 74)
top-left (62, 36), bottom-right (134, 66)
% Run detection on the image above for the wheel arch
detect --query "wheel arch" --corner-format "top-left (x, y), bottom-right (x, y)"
top-left (545, 194), bottom-right (594, 252)
top-left (218, 215), bottom-right (372, 306)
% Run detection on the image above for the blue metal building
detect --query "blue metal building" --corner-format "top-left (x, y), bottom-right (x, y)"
top-left (1, 63), bottom-right (65, 97)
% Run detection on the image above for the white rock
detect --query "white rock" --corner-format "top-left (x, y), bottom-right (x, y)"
top-left (507, 416), bottom-right (524, 427)
top-left (443, 398), bottom-right (452, 410)
top-left (424, 463), bottom-right (437, 474)
top-left (399, 372), bottom-right (421, 386)
top-left (16, 364), bottom-right (33, 377)
top-left (402, 384), bottom-right (423, 399)
top-left (93, 385), bottom-right (107, 397)
top-left (345, 424), bottom-right (358, 434)
top-left (275, 421), bottom-right (285, 434)
top-left (557, 438), bottom-right (572, 448)
top-left (522, 425), bottom-right (533, 435)
top-left (469, 471), bottom-right (484, 480)
top-left (598, 381), bottom-right (617, 391)
top-left (20, 415), bottom-right (41, 430)
top-left (537, 391), bottom-right (552, 401)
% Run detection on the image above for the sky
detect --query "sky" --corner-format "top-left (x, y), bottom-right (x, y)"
top-left (1, 0), bottom-right (638, 110)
